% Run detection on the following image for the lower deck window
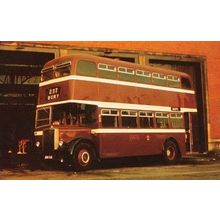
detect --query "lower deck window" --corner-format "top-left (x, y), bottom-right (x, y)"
top-left (170, 113), bottom-right (184, 128)
top-left (170, 118), bottom-right (184, 128)
top-left (36, 108), bottom-right (50, 127)
top-left (102, 116), bottom-right (118, 127)
top-left (121, 117), bottom-right (137, 128)
top-left (155, 113), bottom-right (169, 128)
top-left (52, 103), bottom-right (97, 126)
top-left (140, 117), bottom-right (154, 128)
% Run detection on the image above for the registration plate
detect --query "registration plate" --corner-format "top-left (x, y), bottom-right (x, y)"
top-left (44, 155), bottom-right (53, 160)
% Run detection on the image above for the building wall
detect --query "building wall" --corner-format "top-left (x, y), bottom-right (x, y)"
top-left (1, 41), bottom-right (220, 150)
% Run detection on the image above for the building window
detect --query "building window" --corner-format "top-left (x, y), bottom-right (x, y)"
top-left (101, 109), bottom-right (119, 128)
top-left (155, 112), bottom-right (169, 128)
top-left (77, 60), bottom-right (96, 77)
top-left (121, 110), bottom-right (137, 128)
top-left (139, 111), bottom-right (154, 128)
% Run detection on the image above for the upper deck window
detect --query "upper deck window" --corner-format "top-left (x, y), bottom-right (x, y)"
top-left (77, 60), bottom-right (96, 77)
top-left (136, 70), bottom-right (151, 77)
top-left (152, 72), bottom-right (167, 86)
top-left (181, 77), bottom-right (192, 89)
top-left (98, 63), bottom-right (117, 79)
top-left (167, 75), bottom-right (181, 88)
top-left (98, 63), bottom-right (116, 72)
top-left (41, 67), bottom-right (54, 81)
top-left (41, 61), bottom-right (71, 81)
top-left (118, 67), bottom-right (134, 75)
top-left (55, 62), bottom-right (71, 77)
top-left (118, 67), bottom-right (134, 82)
top-left (136, 70), bottom-right (152, 84)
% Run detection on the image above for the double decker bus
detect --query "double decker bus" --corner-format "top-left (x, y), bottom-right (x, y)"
top-left (34, 54), bottom-right (197, 171)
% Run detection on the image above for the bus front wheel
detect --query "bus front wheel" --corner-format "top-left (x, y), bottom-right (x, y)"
top-left (72, 141), bottom-right (96, 171)
top-left (162, 140), bottom-right (180, 164)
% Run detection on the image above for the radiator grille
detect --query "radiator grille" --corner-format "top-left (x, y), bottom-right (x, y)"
top-left (43, 129), bottom-right (54, 154)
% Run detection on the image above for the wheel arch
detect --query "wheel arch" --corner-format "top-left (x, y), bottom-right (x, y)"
top-left (68, 137), bottom-right (98, 158)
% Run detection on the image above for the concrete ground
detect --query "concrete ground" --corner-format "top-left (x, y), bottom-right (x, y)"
top-left (1, 153), bottom-right (220, 180)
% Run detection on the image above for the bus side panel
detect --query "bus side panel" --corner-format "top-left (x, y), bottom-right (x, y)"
top-left (73, 81), bottom-right (99, 101)
top-left (98, 132), bottom-right (186, 159)
top-left (38, 80), bottom-right (196, 110)
top-left (72, 81), bottom-right (196, 109)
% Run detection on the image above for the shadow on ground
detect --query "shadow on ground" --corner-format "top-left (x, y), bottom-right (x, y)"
top-left (1, 152), bottom-right (219, 174)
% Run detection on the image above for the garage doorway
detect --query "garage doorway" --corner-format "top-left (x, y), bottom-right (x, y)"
top-left (148, 58), bottom-right (207, 153)
top-left (0, 50), bottom-right (54, 155)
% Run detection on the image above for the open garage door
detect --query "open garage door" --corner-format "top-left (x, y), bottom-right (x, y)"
top-left (0, 50), bottom-right (54, 156)
top-left (148, 59), bottom-right (207, 153)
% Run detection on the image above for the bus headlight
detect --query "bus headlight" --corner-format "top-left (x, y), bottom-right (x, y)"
top-left (36, 141), bottom-right (40, 147)
top-left (59, 140), bottom-right (64, 147)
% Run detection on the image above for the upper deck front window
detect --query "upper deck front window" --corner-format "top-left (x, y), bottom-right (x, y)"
top-left (41, 61), bottom-right (71, 81)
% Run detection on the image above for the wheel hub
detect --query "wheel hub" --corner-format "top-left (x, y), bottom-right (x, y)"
top-left (78, 149), bottom-right (90, 166)
top-left (166, 146), bottom-right (175, 160)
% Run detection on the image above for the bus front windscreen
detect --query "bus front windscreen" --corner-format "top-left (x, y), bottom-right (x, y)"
top-left (36, 108), bottom-right (51, 127)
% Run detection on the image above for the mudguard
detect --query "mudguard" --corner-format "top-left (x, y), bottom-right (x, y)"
top-left (67, 137), bottom-right (95, 156)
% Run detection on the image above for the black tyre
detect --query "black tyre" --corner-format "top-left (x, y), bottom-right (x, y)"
top-left (162, 140), bottom-right (180, 164)
top-left (73, 141), bottom-right (96, 171)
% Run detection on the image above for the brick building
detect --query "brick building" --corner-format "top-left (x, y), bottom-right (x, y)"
top-left (0, 41), bottom-right (219, 153)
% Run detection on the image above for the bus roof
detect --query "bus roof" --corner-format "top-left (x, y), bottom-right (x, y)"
top-left (43, 53), bottom-right (190, 78)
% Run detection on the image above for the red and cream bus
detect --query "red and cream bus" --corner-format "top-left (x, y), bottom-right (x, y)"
top-left (34, 54), bottom-right (197, 170)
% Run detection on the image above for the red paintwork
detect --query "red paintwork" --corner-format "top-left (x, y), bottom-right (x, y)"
top-left (38, 80), bottom-right (196, 109)
top-left (97, 132), bottom-right (185, 158)
top-left (58, 127), bottom-right (185, 159)
top-left (38, 54), bottom-right (196, 109)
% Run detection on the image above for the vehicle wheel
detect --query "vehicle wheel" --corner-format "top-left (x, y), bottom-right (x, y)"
top-left (73, 141), bottom-right (96, 171)
top-left (162, 140), bottom-right (180, 164)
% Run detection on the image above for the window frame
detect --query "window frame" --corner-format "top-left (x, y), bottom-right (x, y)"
top-left (36, 107), bottom-right (51, 128)
top-left (118, 67), bottom-right (135, 75)
top-left (139, 111), bottom-right (154, 118)
top-left (101, 109), bottom-right (119, 128)
top-left (101, 109), bottom-right (119, 116)
top-left (167, 75), bottom-right (180, 82)
top-left (136, 70), bottom-right (151, 78)
top-left (152, 72), bottom-right (167, 80)
top-left (121, 110), bottom-right (137, 128)
top-left (98, 63), bottom-right (117, 72)
top-left (121, 110), bottom-right (137, 117)
top-left (139, 111), bottom-right (154, 128)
